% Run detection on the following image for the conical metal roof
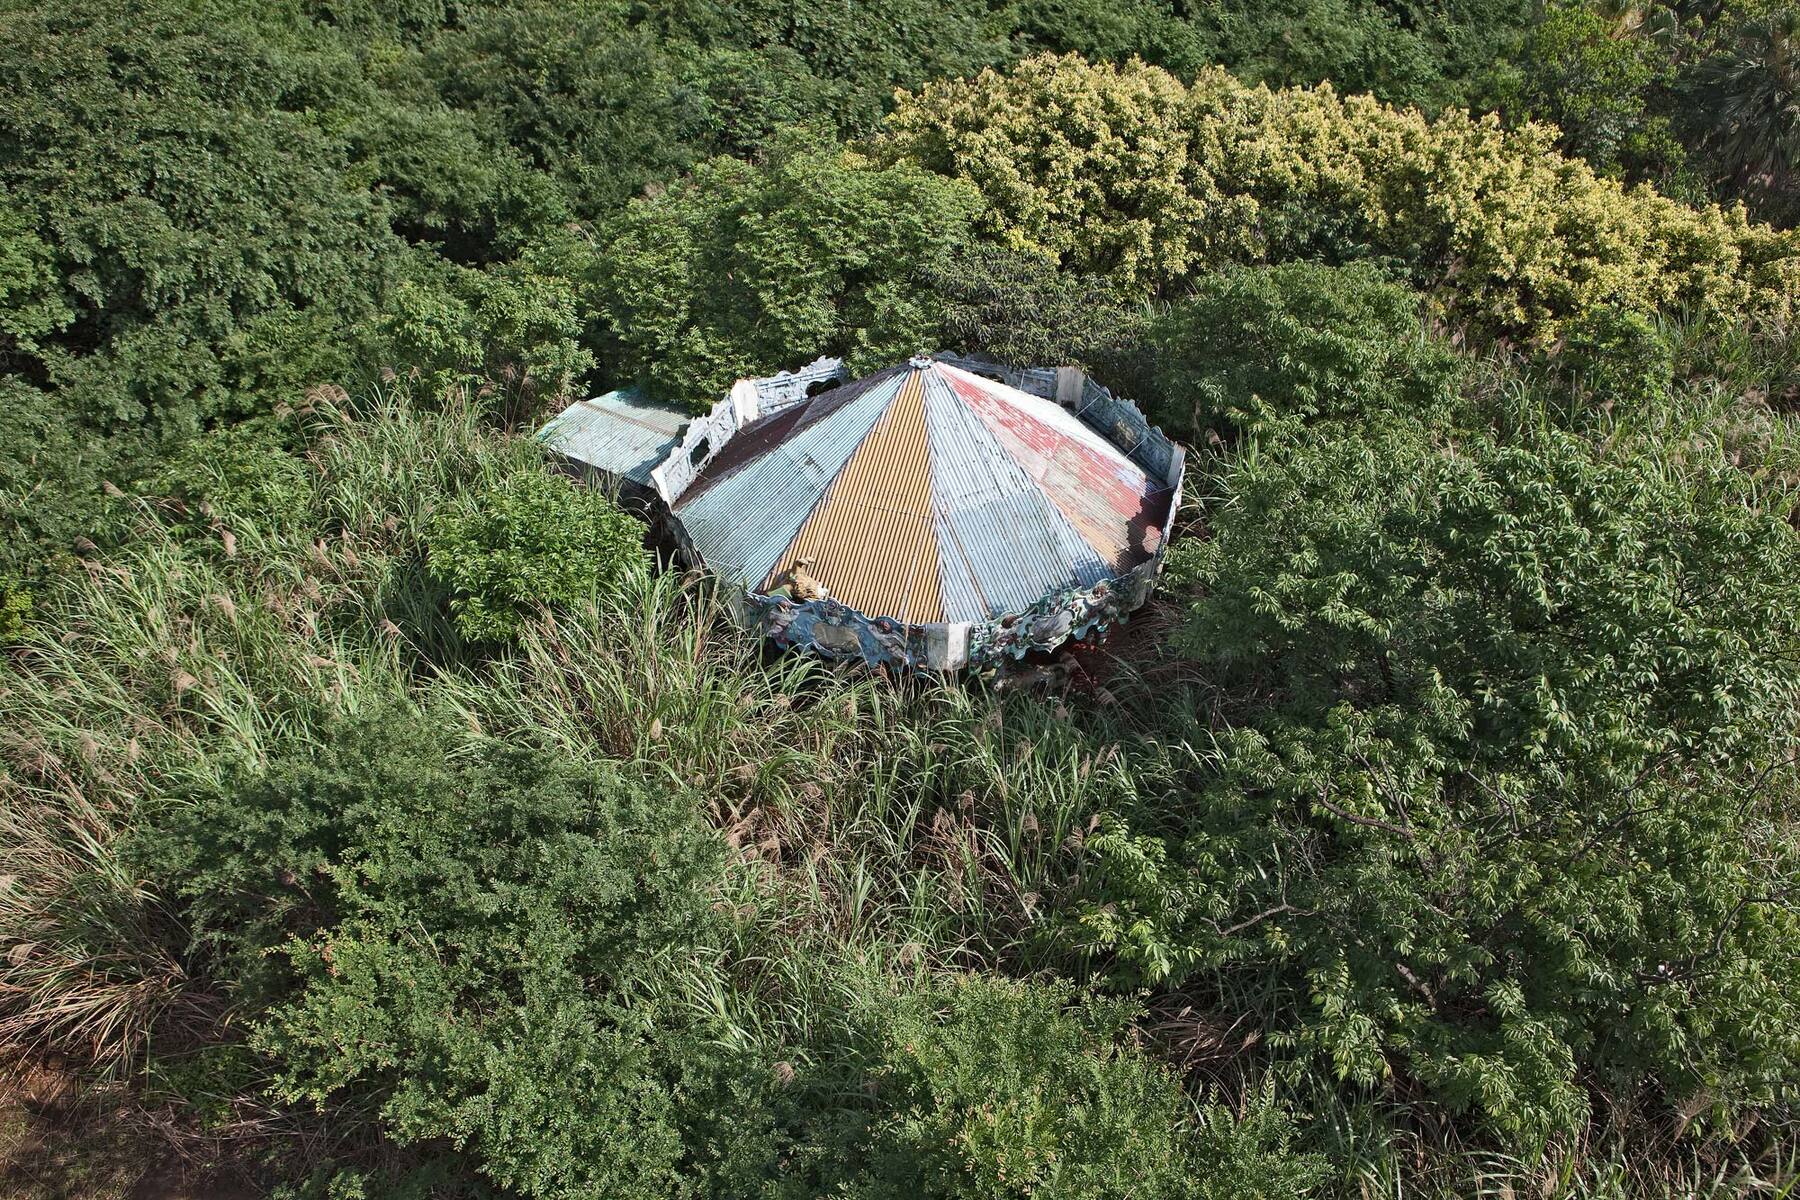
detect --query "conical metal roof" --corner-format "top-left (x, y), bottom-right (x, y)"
top-left (666, 356), bottom-right (1176, 630)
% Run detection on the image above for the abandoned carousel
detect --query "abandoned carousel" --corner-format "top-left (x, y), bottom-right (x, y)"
top-left (538, 353), bottom-right (1185, 670)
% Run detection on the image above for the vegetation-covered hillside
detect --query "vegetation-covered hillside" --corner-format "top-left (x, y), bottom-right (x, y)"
top-left (4, 1), bottom-right (1800, 1197)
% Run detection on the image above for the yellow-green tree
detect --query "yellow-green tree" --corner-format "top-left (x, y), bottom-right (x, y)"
top-left (877, 53), bottom-right (1800, 340)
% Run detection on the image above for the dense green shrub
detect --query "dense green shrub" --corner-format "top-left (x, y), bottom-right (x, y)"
top-left (643, 0), bottom-right (1015, 144)
top-left (924, 246), bottom-right (1149, 375)
top-left (0, 196), bottom-right (72, 359)
top-left (0, 575), bottom-right (28, 642)
top-left (1543, 304), bottom-right (1677, 410)
top-left (138, 713), bottom-right (730, 1197)
top-left (381, 243), bottom-right (595, 422)
top-left (0, 0), bottom-right (400, 436)
top-left (1509, 2), bottom-right (1687, 184)
top-left (1143, 261), bottom-right (1461, 441)
top-left (426, 468), bottom-right (642, 641)
top-left (852, 976), bottom-right (1323, 1200)
top-left (342, 98), bottom-right (569, 262)
top-left (1187, 0), bottom-right (1534, 113)
top-left (1692, 6), bottom-right (1800, 226)
top-left (419, 1), bottom-right (710, 217)
top-left (723, 972), bottom-right (1323, 1200)
top-left (147, 423), bottom-right (313, 539)
top-left (590, 142), bottom-right (979, 407)
top-left (1497, 0), bottom-right (1800, 224)
top-left (1063, 418), bottom-right (1800, 1146)
top-left (880, 55), bottom-right (1246, 294)
top-left (0, 376), bottom-right (129, 583)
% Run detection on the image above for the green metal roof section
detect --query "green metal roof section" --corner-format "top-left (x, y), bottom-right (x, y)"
top-left (537, 388), bottom-right (689, 486)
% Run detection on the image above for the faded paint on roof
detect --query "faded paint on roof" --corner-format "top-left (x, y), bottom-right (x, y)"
top-left (923, 368), bottom-right (1112, 621)
top-left (667, 358), bottom-right (1171, 628)
top-left (538, 389), bottom-right (688, 485)
top-left (943, 369), bottom-right (1162, 570)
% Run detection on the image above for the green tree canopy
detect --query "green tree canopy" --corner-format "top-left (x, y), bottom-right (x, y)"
top-left (590, 143), bottom-right (979, 407)
top-left (877, 54), bottom-right (1800, 336)
top-left (1143, 261), bottom-right (1462, 442)
top-left (1065, 417), bottom-right (1800, 1145)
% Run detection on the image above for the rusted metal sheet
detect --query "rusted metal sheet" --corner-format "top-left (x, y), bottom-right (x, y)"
top-left (674, 402), bottom-right (812, 505)
top-left (537, 389), bottom-right (687, 485)
top-left (940, 368), bottom-right (1160, 568)
top-left (772, 371), bottom-right (944, 624)
top-left (678, 365), bottom-right (908, 505)
top-left (922, 369), bottom-right (1111, 621)
top-left (935, 354), bottom-right (1184, 483)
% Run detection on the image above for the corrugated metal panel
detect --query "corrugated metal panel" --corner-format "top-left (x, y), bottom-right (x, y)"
top-left (672, 374), bottom-right (901, 589)
top-left (667, 356), bottom-right (1179, 639)
top-left (941, 368), bottom-right (1163, 569)
top-left (538, 390), bottom-right (688, 485)
top-left (923, 369), bottom-right (1112, 621)
top-left (675, 364), bottom-right (913, 505)
top-left (771, 371), bottom-right (944, 624)
top-left (674, 402), bottom-right (811, 504)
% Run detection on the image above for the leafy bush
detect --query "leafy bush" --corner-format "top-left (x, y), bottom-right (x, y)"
top-left (879, 55), bottom-right (1255, 294)
top-left (1545, 304), bottom-right (1677, 410)
top-left (877, 54), bottom-right (1800, 336)
top-left (852, 976), bottom-right (1324, 1200)
top-left (924, 245), bottom-right (1150, 376)
top-left (1063, 418), bottom-right (1800, 1146)
top-left (419, 1), bottom-right (708, 219)
top-left (1509, 2), bottom-right (1687, 183)
top-left (590, 142), bottom-right (979, 407)
top-left (0, 196), bottom-right (72, 355)
top-left (723, 971), bottom-right (1323, 1200)
top-left (381, 248), bottom-right (595, 421)
top-left (0, 377), bottom-right (125, 584)
top-left (147, 423), bottom-right (313, 539)
top-left (1494, 0), bottom-right (1800, 223)
top-left (0, 0), bottom-right (399, 436)
top-left (426, 469), bottom-right (642, 641)
top-left (1143, 261), bottom-right (1461, 441)
top-left (1691, 6), bottom-right (1800, 226)
top-left (1184, 0), bottom-right (1534, 113)
top-left (138, 712), bottom-right (730, 1197)
top-left (0, 575), bottom-right (29, 642)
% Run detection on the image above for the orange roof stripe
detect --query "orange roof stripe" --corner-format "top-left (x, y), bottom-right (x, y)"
top-left (764, 368), bottom-right (944, 624)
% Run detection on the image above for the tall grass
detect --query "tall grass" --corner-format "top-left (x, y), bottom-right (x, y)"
top-left (0, 390), bottom-right (508, 1077)
top-left (0, 390), bottom-right (1116, 1077)
top-left (433, 562), bottom-right (1139, 971)
top-left (4, 389), bottom-right (1796, 1198)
